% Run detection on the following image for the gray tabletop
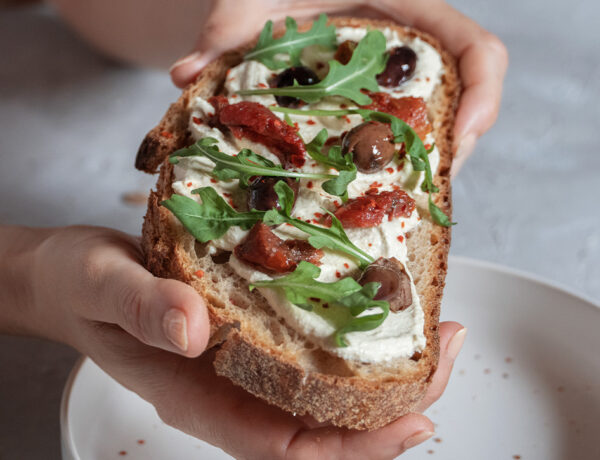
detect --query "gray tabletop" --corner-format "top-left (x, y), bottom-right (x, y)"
top-left (0, 2), bottom-right (598, 459)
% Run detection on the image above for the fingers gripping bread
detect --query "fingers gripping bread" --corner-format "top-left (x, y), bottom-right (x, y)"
top-left (137, 17), bottom-right (460, 430)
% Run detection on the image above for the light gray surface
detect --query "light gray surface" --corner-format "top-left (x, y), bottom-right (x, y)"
top-left (0, 2), bottom-right (598, 459)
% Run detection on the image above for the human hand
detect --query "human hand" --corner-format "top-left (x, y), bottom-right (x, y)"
top-left (170, 0), bottom-right (508, 177)
top-left (1, 224), bottom-right (465, 458)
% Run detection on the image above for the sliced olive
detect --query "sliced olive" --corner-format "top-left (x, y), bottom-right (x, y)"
top-left (342, 121), bottom-right (395, 173)
top-left (359, 257), bottom-right (412, 312)
top-left (271, 66), bottom-right (320, 108)
top-left (247, 176), bottom-right (299, 211)
top-left (376, 46), bottom-right (417, 88)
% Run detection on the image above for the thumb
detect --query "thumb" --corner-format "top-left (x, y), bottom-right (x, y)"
top-left (87, 256), bottom-right (210, 358)
top-left (170, 0), bottom-right (281, 88)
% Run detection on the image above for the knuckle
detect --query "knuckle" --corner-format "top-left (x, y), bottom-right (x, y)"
top-left (118, 285), bottom-right (150, 343)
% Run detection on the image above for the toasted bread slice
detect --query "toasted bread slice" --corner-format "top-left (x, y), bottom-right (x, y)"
top-left (135, 17), bottom-right (460, 430)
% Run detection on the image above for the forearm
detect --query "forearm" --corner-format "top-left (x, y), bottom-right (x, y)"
top-left (0, 225), bottom-right (54, 336)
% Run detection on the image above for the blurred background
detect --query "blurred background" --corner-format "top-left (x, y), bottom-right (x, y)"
top-left (0, 0), bottom-right (598, 458)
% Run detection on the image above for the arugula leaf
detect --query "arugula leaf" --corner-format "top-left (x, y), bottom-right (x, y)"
top-left (249, 261), bottom-right (361, 310)
top-left (250, 262), bottom-right (390, 347)
top-left (334, 282), bottom-right (389, 347)
top-left (161, 188), bottom-right (265, 242)
top-left (429, 194), bottom-right (456, 227)
top-left (265, 181), bottom-right (373, 269)
top-left (170, 138), bottom-right (356, 198)
top-left (270, 106), bottom-right (455, 226)
top-left (305, 128), bottom-right (354, 171)
top-left (305, 129), bottom-right (357, 201)
top-left (244, 14), bottom-right (337, 70)
top-left (238, 30), bottom-right (387, 105)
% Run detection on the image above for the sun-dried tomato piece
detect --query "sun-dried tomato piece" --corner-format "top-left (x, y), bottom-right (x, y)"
top-left (234, 223), bottom-right (323, 274)
top-left (208, 98), bottom-right (306, 168)
top-left (361, 92), bottom-right (431, 140)
top-left (333, 189), bottom-right (416, 228)
top-left (334, 40), bottom-right (357, 65)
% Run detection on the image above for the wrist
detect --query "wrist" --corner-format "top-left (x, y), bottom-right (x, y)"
top-left (0, 225), bottom-right (57, 337)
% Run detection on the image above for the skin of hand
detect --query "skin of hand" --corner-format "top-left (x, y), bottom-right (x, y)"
top-left (0, 224), bottom-right (466, 459)
top-left (169, 0), bottom-right (509, 177)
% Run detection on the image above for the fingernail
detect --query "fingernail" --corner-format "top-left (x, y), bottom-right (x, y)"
top-left (169, 51), bottom-right (202, 72)
top-left (446, 327), bottom-right (467, 360)
top-left (402, 430), bottom-right (434, 450)
top-left (162, 308), bottom-right (188, 352)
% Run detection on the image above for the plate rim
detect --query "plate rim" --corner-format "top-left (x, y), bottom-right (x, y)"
top-left (58, 256), bottom-right (599, 459)
top-left (60, 355), bottom-right (86, 460)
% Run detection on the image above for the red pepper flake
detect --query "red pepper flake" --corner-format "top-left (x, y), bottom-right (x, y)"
top-left (368, 243), bottom-right (373, 247)
top-left (226, 69), bottom-right (231, 75)
top-left (257, 82), bottom-right (267, 88)
top-left (119, 451), bottom-right (127, 456)
top-left (223, 192), bottom-right (232, 198)
top-left (426, 77), bottom-right (431, 82)
top-left (334, 201), bottom-right (341, 207)
top-left (424, 143), bottom-right (432, 150)
top-left (340, 103), bottom-right (348, 109)
top-left (391, 184), bottom-right (401, 191)
top-left (414, 78), bottom-right (421, 82)
top-left (335, 271), bottom-right (341, 278)
top-left (314, 212), bottom-right (323, 219)
top-left (386, 167), bottom-right (395, 174)
top-left (397, 164), bottom-right (404, 172)
top-left (401, 221), bottom-right (405, 228)
top-left (160, 131), bottom-right (173, 139)
top-left (228, 199), bottom-right (235, 207)
top-left (322, 303), bottom-right (329, 308)
top-left (192, 116), bottom-right (203, 125)
top-left (285, 222), bottom-right (294, 227)
top-left (186, 182), bottom-right (192, 187)
top-left (370, 181), bottom-right (383, 188)
top-left (343, 263), bottom-right (349, 269)
top-left (342, 115), bottom-right (352, 124)
top-left (311, 163), bottom-right (318, 167)
top-left (231, 94), bottom-right (238, 99)
top-left (307, 181), bottom-right (313, 189)
top-left (195, 270), bottom-right (204, 278)
top-left (137, 440), bottom-right (145, 445)
top-left (366, 187), bottom-right (379, 195)
top-left (210, 178), bottom-right (217, 183)
top-left (306, 119), bottom-right (316, 125)
top-left (397, 235), bottom-right (404, 242)
top-left (271, 73), bottom-right (277, 78)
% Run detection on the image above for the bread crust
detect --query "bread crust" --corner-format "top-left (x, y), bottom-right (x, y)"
top-left (137, 17), bottom-right (460, 430)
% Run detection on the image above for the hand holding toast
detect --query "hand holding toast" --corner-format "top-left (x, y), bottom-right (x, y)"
top-left (0, 224), bottom-right (464, 458)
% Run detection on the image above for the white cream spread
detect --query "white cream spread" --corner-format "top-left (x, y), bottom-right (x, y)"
top-left (172, 26), bottom-right (443, 363)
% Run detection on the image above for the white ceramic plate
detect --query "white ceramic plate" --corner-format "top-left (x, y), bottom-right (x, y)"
top-left (61, 257), bottom-right (600, 460)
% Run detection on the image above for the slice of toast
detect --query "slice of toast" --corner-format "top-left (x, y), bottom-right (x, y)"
top-left (135, 17), bottom-right (460, 430)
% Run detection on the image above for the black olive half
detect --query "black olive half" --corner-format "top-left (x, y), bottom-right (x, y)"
top-left (376, 46), bottom-right (417, 88)
top-left (247, 176), bottom-right (299, 211)
top-left (271, 66), bottom-right (320, 108)
top-left (359, 257), bottom-right (412, 312)
top-left (341, 121), bottom-right (395, 173)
